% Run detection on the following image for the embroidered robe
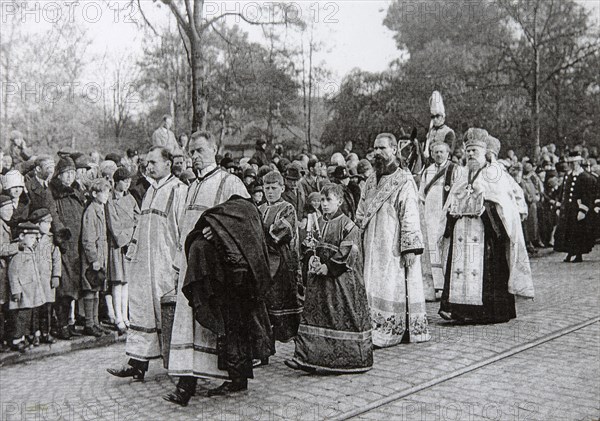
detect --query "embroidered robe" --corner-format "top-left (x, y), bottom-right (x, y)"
top-left (356, 168), bottom-right (430, 348)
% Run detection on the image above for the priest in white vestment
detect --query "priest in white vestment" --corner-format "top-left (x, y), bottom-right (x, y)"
top-left (107, 146), bottom-right (187, 381)
top-left (438, 129), bottom-right (534, 323)
top-left (164, 131), bottom-right (249, 406)
top-left (356, 133), bottom-right (431, 348)
top-left (419, 142), bottom-right (463, 293)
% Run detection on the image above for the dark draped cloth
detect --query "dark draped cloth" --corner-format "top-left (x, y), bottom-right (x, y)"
top-left (554, 171), bottom-right (596, 255)
top-left (293, 211), bottom-right (372, 373)
top-left (182, 196), bottom-right (274, 377)
top-left (440, 201), bottom-right (516, 323)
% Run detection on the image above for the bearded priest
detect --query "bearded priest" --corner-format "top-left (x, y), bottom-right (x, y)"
top-left (438, 129), bottom-right (534, 324)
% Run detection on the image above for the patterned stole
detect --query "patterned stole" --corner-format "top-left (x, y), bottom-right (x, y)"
top-left (360, 170), bottom-right (410, 231)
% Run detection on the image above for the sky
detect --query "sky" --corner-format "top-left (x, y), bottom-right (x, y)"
top-left (5, 0), bottom-right (599, 85)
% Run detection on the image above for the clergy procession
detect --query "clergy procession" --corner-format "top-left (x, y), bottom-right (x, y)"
top-left (1, 90), bottom-right (599, 407)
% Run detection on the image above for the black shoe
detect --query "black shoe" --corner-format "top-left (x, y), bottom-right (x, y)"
top-left (106, 366), bottom-right (145, 381)
top-left (68, 325), bottom-right (83, 337)
top-left (572, 255), bottom-right (583, 263)
top-left (438, 310), bottom-right (453, 321)
top-left (563, 254), bottom-right (572, 262)
top-left (163, 386), bottom-right (194, 406)
top-left (97, 324), bottom-right (113, 334)
top-left (83, 326), bottom-right (103, 337)
top-left (11, 341), bottom-right (28, 353)
top-left (55, 326), bottom-right (72, 340)
top-left (41, 334), bottom-right (57, 344)
top-left (207, 380), bottom-right (248, 397)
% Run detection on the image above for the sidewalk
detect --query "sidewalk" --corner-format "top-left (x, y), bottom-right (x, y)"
top-left (0, 328), bottom-right (125, 367)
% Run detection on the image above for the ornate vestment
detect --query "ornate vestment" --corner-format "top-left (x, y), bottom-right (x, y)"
top-left (439, 165), bottom-right (534, 321)
top-left (356, 168), bottom-right (430, 347)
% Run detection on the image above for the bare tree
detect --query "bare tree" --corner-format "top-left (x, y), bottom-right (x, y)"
top-left (136, 0), bottom-right (299, 131)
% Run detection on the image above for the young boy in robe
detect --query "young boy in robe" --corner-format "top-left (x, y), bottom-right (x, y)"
top-left (286, 183), bottom-right (373, 373)
top-left (258, 172), bottom-right (303, 345)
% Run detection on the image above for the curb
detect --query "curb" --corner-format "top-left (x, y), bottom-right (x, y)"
top-left (0, 331), bottom-right (126, 367)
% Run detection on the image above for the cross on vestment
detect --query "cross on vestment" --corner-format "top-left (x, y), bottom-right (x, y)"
top-left (465, 184), bottom-right (474, 195)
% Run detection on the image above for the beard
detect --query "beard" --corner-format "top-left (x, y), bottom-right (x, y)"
top-left (373, 155), bottom-right (387, 175)
top-left (467, 158), bottom-right (482, 171)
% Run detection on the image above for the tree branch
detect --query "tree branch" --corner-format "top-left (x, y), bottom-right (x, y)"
top-left (133, 0), bottom-right (159, 36)
top-left (160, 0), bottom-right (192, 38)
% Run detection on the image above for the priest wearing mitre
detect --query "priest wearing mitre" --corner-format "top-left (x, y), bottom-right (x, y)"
top-left (437, 128), bottom-right (534, 324)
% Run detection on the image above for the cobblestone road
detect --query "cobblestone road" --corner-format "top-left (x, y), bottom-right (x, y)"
top-left (1, 248), bottom-right (598, 421)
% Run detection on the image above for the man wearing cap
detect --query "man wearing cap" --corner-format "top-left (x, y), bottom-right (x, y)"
top-left (164, 131), bottom-right (250, 404)
top-left (438, 128), bottom-right (534, 324)
top-left (424, 91), bottom-right (457, 161)
top-left (419, 141), bottom-right (462, 295)
top-left (151, 115), bottom-right (179, 153)
top-left (107, 146), bottom-right (187, 380)
top-left (252, 139), bottom-right (270, 167)
top-left (331, 166), bottom-right (356, 220)
top-left (554, 151), bottom-right (596, 262)
top-left (73, 155), bottom-right (93, 192)
top-left (356, 133), bottom-right (430, 348)
top-left (281, 163), bottom-right (306, 223)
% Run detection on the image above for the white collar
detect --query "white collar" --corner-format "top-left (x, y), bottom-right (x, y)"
top-left (151, 174), bottom-right (171, 188)
top-left (198, 164), bottom-right (217, 178)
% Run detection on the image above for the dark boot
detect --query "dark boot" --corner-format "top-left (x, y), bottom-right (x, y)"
top-left (207, 378), bottom-right (248, 396)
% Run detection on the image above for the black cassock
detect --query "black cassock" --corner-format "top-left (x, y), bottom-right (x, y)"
top-left (440, 201), bottom-right (516, 323)
top-left (554, 170), bottom-right (596, 255)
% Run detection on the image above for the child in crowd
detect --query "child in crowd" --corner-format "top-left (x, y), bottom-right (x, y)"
top-left (106, 167), bottom-right (139, 334)
top-left (249, 182), bottom-right (264, 206)
top-left (259, 171), bottom-right (303, 349)
top-left (286, 183), bottom-right (372, 374)
top-left (8, 222), bottom-right (45, 352)
top-left (0, 195), bottom-right (19, 351)
top-left (31, 208), bottom-right (61, 344)
top-left (80, 178), bottom-right (111, 337)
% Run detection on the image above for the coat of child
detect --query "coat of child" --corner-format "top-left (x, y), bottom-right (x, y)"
top-left (80, 178), bottom-right (111, 337)
top-left (31, 208), bottom-right (61, 343)
top-left (8, 222), bottom-right (45, 352)
top-left (0, 195), bottom-right (19, 351)
top-left (106, 167), bottom-right (140, 333)
top-left (286, 183), bottom-right (373, 373)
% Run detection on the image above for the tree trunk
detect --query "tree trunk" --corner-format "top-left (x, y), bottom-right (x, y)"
top-left (190, 36), bottom-right (206, 132)
top-left (532, 45), bottom-right (540, 161)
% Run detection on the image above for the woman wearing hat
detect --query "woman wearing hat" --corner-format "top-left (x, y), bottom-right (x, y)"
top-left (1, 169), bottom-right (30, 237)
top-left (49, 157), bottom-right (87, 339)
